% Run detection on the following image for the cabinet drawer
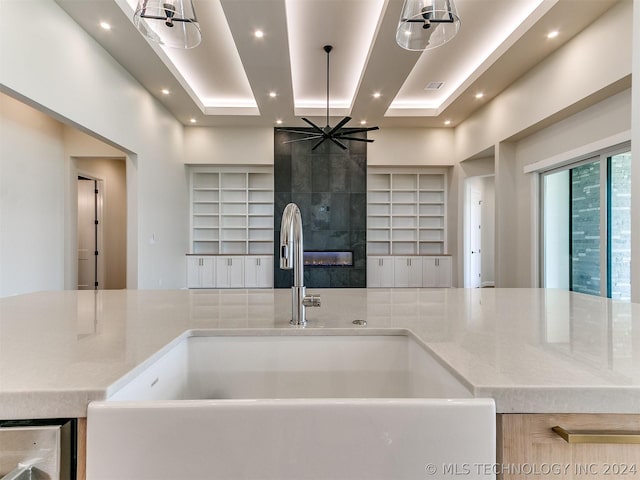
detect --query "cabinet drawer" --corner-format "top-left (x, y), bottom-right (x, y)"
top-left (498, 414), bottom-right (640, 480)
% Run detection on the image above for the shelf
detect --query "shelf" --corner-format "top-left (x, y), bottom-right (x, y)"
top-left (367, 169), bottom-right (447, 257)
top-left (189, 166), bottom-right (274, 255)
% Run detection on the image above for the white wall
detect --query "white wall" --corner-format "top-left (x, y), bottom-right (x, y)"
top-left (516, 90), bottom-right (632, 168)
top-left (508, 91), bottom-right (631, 287)
top-left (455, 0), bottom-right (632, 162)
top-left (184, 127), bottom-right (274, 165)
top-left (0, 0), bottom-right (188, 290)
top-left (543, 170), bottom-right (569, 289)
top-left (0, 94), bottom-right (65, 297)
top-left (454, 0), bottom-right (633, 289)
top-left (368, 128), bottom-right (455, 166)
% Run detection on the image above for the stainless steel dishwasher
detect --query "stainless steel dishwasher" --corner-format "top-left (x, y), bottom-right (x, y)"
top-left (0, 419), bottom-right (75, 480)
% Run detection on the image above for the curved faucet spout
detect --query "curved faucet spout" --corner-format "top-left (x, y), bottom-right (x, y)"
top-left (280, 203), bottom-right (304, 287)
top-left (279, 203), bottom-right (320, 326)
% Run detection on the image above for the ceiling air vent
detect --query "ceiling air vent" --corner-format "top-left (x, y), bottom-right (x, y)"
top-left (424, 81), bottom-right (445, 90)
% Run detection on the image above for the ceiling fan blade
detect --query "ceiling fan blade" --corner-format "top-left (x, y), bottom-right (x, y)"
top-left (301, 118), bottom-right (325, 135)
top-left (333, 136), bottom-right (375, 143)
top-left (334, 125), bottom-right (380, 136)
top-left (328, 137), bottom-right (348, 150)
top-left (278, 128), bottom-right (324, 135)
top-left (327, 116), bottom-right (352, 135)
top-left (283, 130), bottom-right (322, 136)
top-left (282, 135), bottom-right (324, 144)
top-left (311, 137), bottom-right (328, 151)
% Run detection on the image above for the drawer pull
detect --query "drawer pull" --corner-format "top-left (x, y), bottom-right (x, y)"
top-left (552, 426), bottom-right (640, 444)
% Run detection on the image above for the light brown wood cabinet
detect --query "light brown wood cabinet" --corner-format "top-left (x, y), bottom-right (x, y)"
top-left (497, 414), bottom-right (640, 480)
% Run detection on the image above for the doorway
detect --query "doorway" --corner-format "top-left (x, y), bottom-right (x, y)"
top-left (468, 188), bottom-right (482, 288)
top-left (77, 176), bottom-right (103, 289)
top-left (464, 176), bottom-right (495, 288)
top-left (75, 157), bottom-right (127, 290)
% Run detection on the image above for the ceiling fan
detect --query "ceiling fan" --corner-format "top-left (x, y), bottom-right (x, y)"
top-left (278, 45), bottom-right (379, 151)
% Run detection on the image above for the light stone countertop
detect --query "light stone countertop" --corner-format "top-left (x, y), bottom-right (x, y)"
top-left (1, 288), bottom-right (639, 419)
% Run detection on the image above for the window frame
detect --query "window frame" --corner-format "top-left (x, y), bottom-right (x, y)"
top-left (539, 142), bottom-right (631, 299)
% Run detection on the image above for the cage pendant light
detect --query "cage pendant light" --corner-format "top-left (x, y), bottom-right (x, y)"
top-left (396, 0), bottom-right (460, 51)
top-left (133, 0), bottom-right (202, 49)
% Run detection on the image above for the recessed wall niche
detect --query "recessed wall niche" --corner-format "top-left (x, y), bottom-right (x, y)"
top-left (273, 129), bottom-right (367, 288)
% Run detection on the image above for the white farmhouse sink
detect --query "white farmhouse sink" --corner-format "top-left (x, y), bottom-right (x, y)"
top-left (87, 331), bottom-right (495, 480)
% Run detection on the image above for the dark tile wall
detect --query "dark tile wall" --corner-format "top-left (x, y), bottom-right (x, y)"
top-left (274, 129), bottom-right (367, 288)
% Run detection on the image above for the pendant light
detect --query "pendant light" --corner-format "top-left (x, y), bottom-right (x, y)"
top-left (133, 0), bottom-right (202, 49)
top-left (396, 0), bottom-right (460, 51)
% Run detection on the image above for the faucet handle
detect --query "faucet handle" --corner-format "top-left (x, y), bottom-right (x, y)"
top-left (302, 294), bottom-right (321, 308)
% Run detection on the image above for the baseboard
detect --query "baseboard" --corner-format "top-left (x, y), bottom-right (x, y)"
top-left (481, 281), bottom-right (495, 288)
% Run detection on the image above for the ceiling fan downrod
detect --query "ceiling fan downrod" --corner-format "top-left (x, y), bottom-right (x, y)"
top-left (277, 45), bottom-right (379, 151)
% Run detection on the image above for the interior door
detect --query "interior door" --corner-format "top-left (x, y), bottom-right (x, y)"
top-left (469, 189), bottom-right (482, 288)
top-left (78, 178), bottom-right (97, 290)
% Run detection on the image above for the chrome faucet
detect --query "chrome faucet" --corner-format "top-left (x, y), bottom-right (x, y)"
top-left (280, 203), bottom-right (321, 326)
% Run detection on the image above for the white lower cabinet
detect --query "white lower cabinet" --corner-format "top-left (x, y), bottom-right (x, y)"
top-left (422, 256), bottom-right (452, 287)
top-left (188, 256), bottom-right (274, 288)
top-left (393, 257), bottom-right (423, 287)
top-left (216, 256), bottom-right (244, 288)
top-left (244, 256), bottom-right (273, 288)
top-left (367, 256), bottom-right (394, 287)
top-left (367, 256), bottom-right (452, 288)
top-left (186, 256), bottom-right (216, 288)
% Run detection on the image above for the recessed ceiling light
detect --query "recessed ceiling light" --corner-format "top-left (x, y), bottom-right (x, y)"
top-left (269, 91), bottom-right (277, 98)
top-left (360, 120), bottom-right (367, 125)
top-left (254, 30), bottom-right (264, 38)
top-left (99, 21), bottom-right (111, 30)
top-left (444, 120), bottom-right (451, 126)
top-left (190, 118), bottom-right (197, 124)
top-left (547, 30), bottom-right (559, 39)
top-left (161, 89), bottom-right (170, 95)
top-left (276, 119), bottom-right (283, 125)
top-left (475, 92), bottom-right (484, 99)
top-left (373, 92), bottom-right (381, 99)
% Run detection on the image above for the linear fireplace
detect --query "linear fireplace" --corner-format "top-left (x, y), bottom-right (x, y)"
top-left (303, 251), bottom-right (353, 267)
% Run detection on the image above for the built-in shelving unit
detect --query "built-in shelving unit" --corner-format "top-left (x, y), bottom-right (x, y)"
top-left (367, 168), bottom-right (447, 255)
top-left (190, 166), bottom-right (274, 255)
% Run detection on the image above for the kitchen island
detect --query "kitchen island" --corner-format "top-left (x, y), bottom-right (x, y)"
top-left (2, 288), bottom-right (640, 479)
top-left (1, 287), bottom-right (639, 418)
